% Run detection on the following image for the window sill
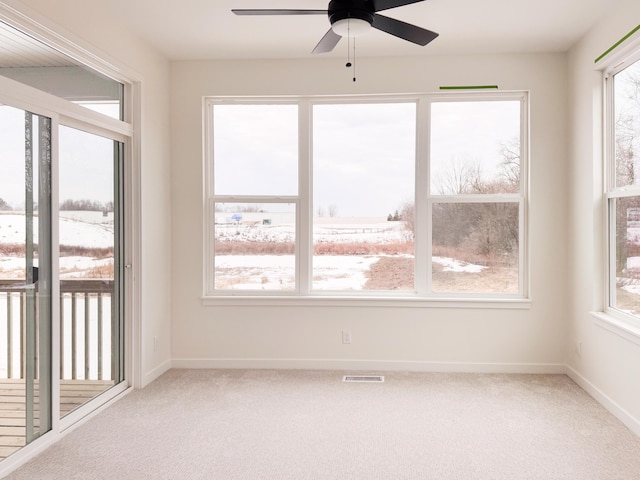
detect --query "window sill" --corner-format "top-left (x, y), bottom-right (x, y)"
top-left (201, 295), bottom-right (532, 309)
top-left (591, 311), bottom-right (640, 346)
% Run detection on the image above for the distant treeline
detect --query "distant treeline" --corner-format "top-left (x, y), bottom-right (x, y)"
top-left (0, 197), bottom-right (114, 212)
top-left (60, 199), bottom-right (114, 212)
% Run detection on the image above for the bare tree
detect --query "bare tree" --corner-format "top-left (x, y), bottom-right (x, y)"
top-left (433, 155), bottom-right (478, 195)
top-left (498, 138), bottom-right (521, 193)
top-left (0, 197), bottom-right (12, 211)
top-left (328, 204), bottom-right (338, 217)
top-left (430, 140), bottom-right (521, 264)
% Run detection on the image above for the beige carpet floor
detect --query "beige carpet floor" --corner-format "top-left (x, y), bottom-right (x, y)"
top-left (4, 369), bottom-right (640, 479)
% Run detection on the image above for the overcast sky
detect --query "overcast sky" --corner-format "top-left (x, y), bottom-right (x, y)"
top-left (0, 105), bottom-right (114, 209)
top-left (213, 100), bottom-right (520, 217)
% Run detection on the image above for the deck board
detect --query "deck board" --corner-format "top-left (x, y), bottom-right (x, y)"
top-left (0, 379), bottom-right (114, 461)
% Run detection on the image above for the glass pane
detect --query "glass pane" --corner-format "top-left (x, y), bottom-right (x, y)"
top-left (213, 104), bottom-right (298, 196)
top-left (312, 103), bottom-right (416, 292)
top-left (0, 104), bottom-right (52, 459)
top-left (431, 101), bottom-right (521, 195)
top-left (432, 202), bottom-right (519, 293)
top-left (58, 125), bottom-right (121, 416)
top-left (614, 59), bottom-right (640, 188)
top-left (0, 21), bottom-right (123, 120)
top-left (611, 197), bottom-right (640, 315)
top-left (214, 203), bottom-right (296, 291)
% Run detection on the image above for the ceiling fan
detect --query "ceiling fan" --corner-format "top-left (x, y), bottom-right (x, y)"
top-left (232, 0), bottom-right (439, 54)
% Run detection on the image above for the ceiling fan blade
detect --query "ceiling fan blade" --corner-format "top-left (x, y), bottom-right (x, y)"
top-left (232, 9), bottom-right (327, 15)
top-left (371, 0), bottom-right (426, 13)
top-left (371, 13), bottom-right (438, 46)
top-left (312, 28), bottom-right (342, 54)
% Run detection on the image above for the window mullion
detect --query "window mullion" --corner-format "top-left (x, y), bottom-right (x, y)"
top-left (298, 99), bottom-right (312, 295)
top-left (415, 97), bottom-right (430, 295)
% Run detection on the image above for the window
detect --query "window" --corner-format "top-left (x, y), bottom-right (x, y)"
top-left (430, 100), bottom-right (523, 294)
top-left (205, 94), bottom-right (528, 301)
top-left (606, 54), bottom-right (640, 320)
top-left (312, 102), bottom-right (416, 292)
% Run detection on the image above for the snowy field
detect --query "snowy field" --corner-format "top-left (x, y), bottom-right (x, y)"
top-left (214, 219), bottom-right (486, 290)
top-left (0, 213), bottom-right (113, 248)
top-left (0, 213), bottom-right (113, 279)
top-left (2, 212), bottom-right (639, 294)
top-left (215, 253), bottom-right (485, 290)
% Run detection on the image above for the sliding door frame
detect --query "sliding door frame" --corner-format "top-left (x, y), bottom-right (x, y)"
top-left (0, 6), bottom-right (142, 472)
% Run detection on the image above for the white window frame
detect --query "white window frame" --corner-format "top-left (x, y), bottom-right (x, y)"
top-left (602, 41), bottom-right (640, 335)
top-left (203, 93), bottom-right (530, 307)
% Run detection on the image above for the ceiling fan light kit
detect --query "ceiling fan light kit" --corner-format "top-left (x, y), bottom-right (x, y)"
top-left (232, 0), bottom-right (438, 53)
top-left (331, 18), bottom-right (372, 37)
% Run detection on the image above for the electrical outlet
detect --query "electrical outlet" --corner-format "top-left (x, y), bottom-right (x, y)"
top-left (342, 330), bottom-right (352, 344)
top-left (153, 336), bottom-right (158, 352)
top-left (575, 340), bottom-right (582, 357)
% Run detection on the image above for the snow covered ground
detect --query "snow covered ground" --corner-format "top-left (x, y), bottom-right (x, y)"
top-left (212, 218), bottom-right (488, 290)
top-left (0, 213), bottom-right (113, 248)
top-left (215, 254), bottom-right (485, 291)
top-left (2, 213), bottom-right (490, 287)
top-left (0, 213), bottom-right (114, 279)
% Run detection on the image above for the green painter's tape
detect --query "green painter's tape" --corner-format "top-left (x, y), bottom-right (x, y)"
top-left (595, 24), bottom-right (640, 63)
top-left (439, 85), bottom-right (499, 90)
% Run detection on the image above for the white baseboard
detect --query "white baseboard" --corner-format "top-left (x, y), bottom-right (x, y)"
top-left (171, 357), bottom-right (567, 374)
top-left (142, 359), bottom-right (172, 387)
top-left (566, 365), bottom-right (640, 437)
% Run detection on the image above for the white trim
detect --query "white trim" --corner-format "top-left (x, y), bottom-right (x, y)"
top-left (595, 28), bottom-right (640, 73)
top-left (129, 80), bottom-right (143, 390)
top-left (172, 357), bottom-right (566, 374)
top-left (591, 311), bottom-right (640, 345)
top-left (566, 365), bottom-right (640, 437)
top-left (142, 359), bottom-right (172, 387)
top-left (0, 1), bottom-right (142, 85)
top-left (201, 296), bottom-right (532, 308)
top-left (58, 382), bottom-right (129, 432)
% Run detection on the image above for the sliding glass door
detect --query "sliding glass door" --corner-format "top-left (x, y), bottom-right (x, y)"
top-left (0, 104), bottom-right (53, 459)
top-left (0, 110), bottom-right (126, 460)
top-left (58, 125), bottom-right (124, 417)
top-left (0, 13), bottom-right (132, 463)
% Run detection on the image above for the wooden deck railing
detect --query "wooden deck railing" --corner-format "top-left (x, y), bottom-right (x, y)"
top-left (0, 279), bottom-right (114, 382)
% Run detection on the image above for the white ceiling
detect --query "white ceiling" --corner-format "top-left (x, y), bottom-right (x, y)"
top-left (102, 0), bottom-right (620, 61)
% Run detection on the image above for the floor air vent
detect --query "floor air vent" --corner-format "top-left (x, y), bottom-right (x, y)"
top-left (343, 375), bottom-right (385, 383)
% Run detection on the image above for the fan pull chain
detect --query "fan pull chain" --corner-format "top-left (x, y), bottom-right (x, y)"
top-left (344, 19), bottom-right (356, 82)
top-left (346, 19), bottom-right (352, 68)
top-left (352, 37), bottom-right (356, 82)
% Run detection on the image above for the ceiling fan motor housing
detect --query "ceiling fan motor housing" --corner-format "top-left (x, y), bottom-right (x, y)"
top-left (328, 0), bottom-right (374, 27)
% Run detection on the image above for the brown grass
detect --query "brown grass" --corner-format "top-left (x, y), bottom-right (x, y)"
top-left (214, 241), bottom-right (295, 255)
top-left (0, 243), bottom-right (112, 258)
top-left (432, 244), bottom-right (516, 268)
top-left (314, 241), bottom-right (414, 255)
top-left (214, 240), bottom-right (414, 256)
top-left (84, 263), bottom-right (114, 279)
top-left (60, 245), bottom-right (113, 258)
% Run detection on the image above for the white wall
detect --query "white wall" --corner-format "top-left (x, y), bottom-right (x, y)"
top-left (9, 0), bottom-right (174, 386)
top-left (567, 0), bottom-right (640, 433)
top-left (170, 53), bottom-right (570, 371)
